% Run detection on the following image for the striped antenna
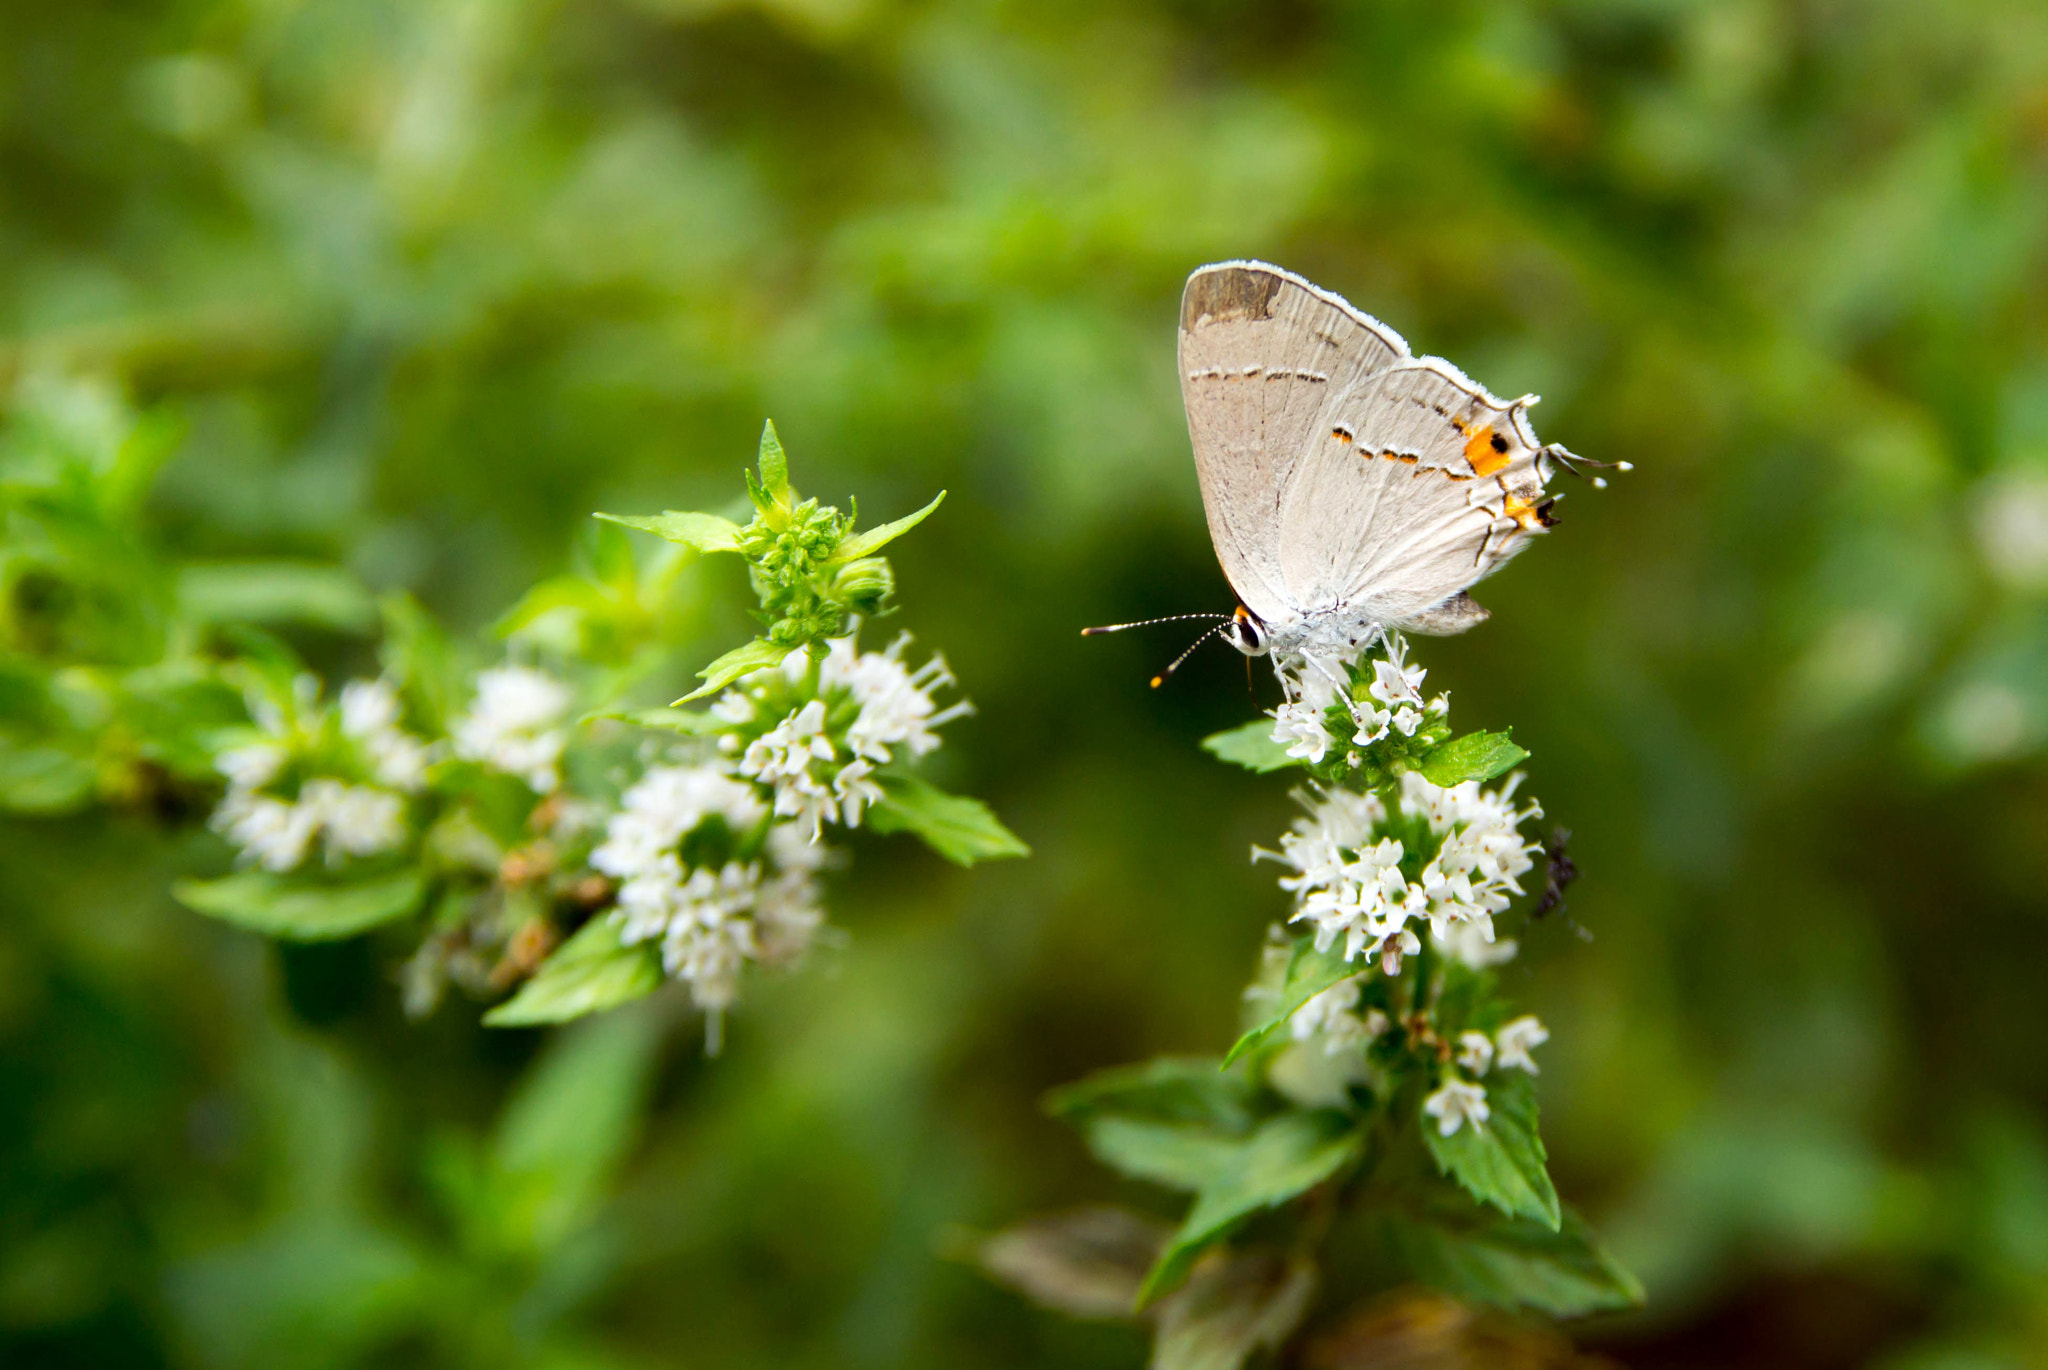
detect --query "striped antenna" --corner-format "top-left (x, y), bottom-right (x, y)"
top-left (1080, 612), bottom-right (1229, 636)
top-left (1150, 623), bottom-right (1229, 689)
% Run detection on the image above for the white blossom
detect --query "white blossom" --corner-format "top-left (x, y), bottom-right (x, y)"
top-left (1262, 786), bottom-right (1418, 969)
top-left (217, 743), bottom-right (286, 791)
top-left (1271, 699), bottom-right (1333, 763)
top-left (1435, 920), bottom-right (1520, 969)
top-left (1495, 1015), bottom-right (1549, 1074)
top-left (1423, 1079), bottom-right (1490, 1137)
top-left (453, 665), bottom-right (573, 792)
top-left (592, 764), bottom-right (765, 880)
top-left (1455, 1030), bottom-right (1495, 1076)
top-left (212, 791), bottom-right (320, 871)
top-left (339, 679), bottom-right (432, 791)
top-left (1401, 772), bottom-right (1540, 945)
top-left (300, 779), bottom-right (407, 860)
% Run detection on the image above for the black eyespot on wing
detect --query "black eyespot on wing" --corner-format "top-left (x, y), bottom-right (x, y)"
top-left (1536, 500), bottom-right (1558, 527)
top-left (1490, 432), bottom-right (1509, 454)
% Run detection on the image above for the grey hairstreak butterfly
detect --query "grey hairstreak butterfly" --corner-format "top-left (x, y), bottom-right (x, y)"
top-left (1088, 261), bottom-right (1624, 683)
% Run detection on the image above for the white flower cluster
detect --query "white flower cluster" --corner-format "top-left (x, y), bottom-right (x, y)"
top-left (211, 677), bottom-right (428, 872)
top-left (1263, 768), bottom-right (1541, 977)
top-left (723, 633), bottom-right (970, 839)
top-left (1421, 1015), bottom-right (1549, 1136)
top-left (1266, 636), bottom-right (1449, 765)
top-left (590, 763), bottom-right (828, 1029)
top-left (453, 665), bottom-right (574, 792)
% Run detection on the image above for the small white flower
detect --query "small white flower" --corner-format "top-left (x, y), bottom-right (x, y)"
top-left (831, 757), bottom-right (885, 827)
top-left (592, 765), bottom-right (766, 881)
top-left (1423, 1079), bottom-right (1490, 1137)
top-left (217, 743), bottom-right (286, 791)
top-left (1435, 920), bottom-right (1519, 969)
top-left (1367, 635), bottom-right (1427, 709)
top-left (1271, 699), bottom-right (1333, 763)
top-left (339, 678), bottom-right (431, 792)
top-left (453, 666), bottom-right (573, 792)
top-left (1456, 1030), bottom-right (1495, 1076)
top-left (300, 778), bottom-right (407, 861)
top-left (213, 791), bottom-right (320, 872)
top-left (1495, 1015), bottom-right (1549, 1074)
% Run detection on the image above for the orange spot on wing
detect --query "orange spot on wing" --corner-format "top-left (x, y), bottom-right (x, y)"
top-left (1465, 426), bottom-right (1510, 477)
top-left (1503, 491), bottom-right (1557, 530)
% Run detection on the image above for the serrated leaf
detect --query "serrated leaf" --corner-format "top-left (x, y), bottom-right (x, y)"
top-left (1417, 731), bottom-right (1528, 787)
top-left (676, 637), bottom-right (791, 703)
top-left (1140, 1111), bottom-right (1361, 1306)
top-left (172, 869), bottom-right (428, 941)
top-left (967, 1207), bottom-right (1167, 1320)
top-left (756, 419), bottom-right (789, 499)
top-left (867, 772), bottom-right (1029, 865)
top-left (1422, 1072), bottom-right (1560, 1229)
top-left (484, 918), bottom-right (663, 1026)
top-left (1368, 1203), bottom-right (1643, 1317)
top-left (1153, 1250), bottom-right (1317, 1370)
top-left (596, 510), bottom-right (744, 555)
top-left (830, 490), bottom-right (945, 562)
top-left (1201, 720), bottom-right (1298, 774)
top-left (1224, 940), bottom-right (1357, 1067)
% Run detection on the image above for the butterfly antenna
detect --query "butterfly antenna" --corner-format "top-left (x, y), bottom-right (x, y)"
top-left (1542, 444), bottom-right (1633, 490)
top-left (1081, 612), bottom-right (1230, 636)
top-left (1150, 623), bottom-right (1228, 689)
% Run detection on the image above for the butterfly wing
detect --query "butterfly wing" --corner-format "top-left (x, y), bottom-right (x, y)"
top-left (1276, 357), bottom-right (1561, 630)
top-left (1179, 261), bottom-right (1409, 623)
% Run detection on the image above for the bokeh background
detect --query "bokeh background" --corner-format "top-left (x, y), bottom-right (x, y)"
top-left (7, 0), bottom-right (2048, 1366)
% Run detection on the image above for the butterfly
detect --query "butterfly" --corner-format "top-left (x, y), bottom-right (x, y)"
top-left (1091, 261), bottom-right (1619, 679)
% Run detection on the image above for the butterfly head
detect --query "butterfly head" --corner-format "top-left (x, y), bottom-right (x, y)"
top-left (1226, 605), bottom-right (1269, 657)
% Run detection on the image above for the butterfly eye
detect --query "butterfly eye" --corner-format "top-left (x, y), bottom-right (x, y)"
top-left (1228, 612), bottom-right (1268, 656)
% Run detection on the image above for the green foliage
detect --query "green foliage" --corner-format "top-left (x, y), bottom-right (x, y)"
top-left (1201, 719), bottom-right (1299, 774)
top-left (1363, 1203), bottom-right (1644, 1318)
top-left (1416, 731), bottom-right (1529, 788)
top-left (482, 919), bottom-right (663, 1027)
top-left (171, 870), bottom-right (429, 941)
top-left (1139, 1112), bottom-right (1362, 1305)
top-left (1224, 941), bottom-right (1355, 1067)
top-left (1422, 1072), bottom-right (1561, 1230)
top-left (868, 773), bottom-right (1031, 866)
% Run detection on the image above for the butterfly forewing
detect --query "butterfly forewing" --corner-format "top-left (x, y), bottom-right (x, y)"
top-left (1178, 262), bottom-right (1408, 622)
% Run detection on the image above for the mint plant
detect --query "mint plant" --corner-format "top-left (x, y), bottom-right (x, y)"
top-left (0, 376), bottom-right (1024, 1045)
top-left (976, 635), bottom-right (1640, 1362)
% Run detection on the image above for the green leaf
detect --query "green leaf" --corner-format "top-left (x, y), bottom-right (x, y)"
top-left (1152, 1251), bottom-right (1317, 1370)
top-left (0, 744), bottom-right (96, 814)
top-left (602, 706), bottom-right (728, 735)
top-left (1080, 1118), bottom-right (1251, 1192)
top-left (178, 562), bottom-right (379, 633)
top-left (1369, 1203), bottom-right (1644, 1317)
top-left (1139, 1111), bottom-right (1361, 1306)
top-left (596, 510), bottom-right (744, 555)
top-left (675, 637), bottom-right (791, 703)
top-left (483, 918), bottom-right (663, 1026)
top-left (830, 490), bottom-right (945, 562)
top-left (1417, 730), bottom-right (1529, 787)
top-left (378, 593), bottom-right (460, 732)
top-left (172, 869), bottom-right (429, 941)
top-left (1422, 1072), bottom-right (1560, 1229)
top-left (1201, 719), bottom-right (1298, 774)
top-left (756, 419), bottom-right (789, 500)
top-left (868, 772), bottom-right (1029, 865)
top-left (485, 1006), bottom-right (664, 1248)
top-left (1224, 940), bottom-right (1356, 1067)
top-left (1047, 1057), bottom-right (1262, 1133)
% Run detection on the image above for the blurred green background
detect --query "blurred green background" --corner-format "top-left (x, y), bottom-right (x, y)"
top-left (7, 0), bottom-right (2048, 1366)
